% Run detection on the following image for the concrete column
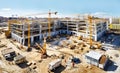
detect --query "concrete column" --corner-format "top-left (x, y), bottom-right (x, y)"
top-left (76, 22), bottom-right (78, 36)
top-left (53, 21), bottom-right (56, 35)
top-left (15, 35), bottom-right (19, 42)
top-left (18, 38), bottom-right (19, 43)
top-left (94, 22), bottom-right (97, 36)
top-left (39, 34), bottom-right (41, 40)
top-left (94, 35), bottom-right (97, 41)
top-left (94, 25), bottom-right (98, 41)
top-left (18, 38), bottom-right (20, 43)
top-left (23, 38), bottom-right (25, 45)
top-left (101, 22), bottom-right (103, 32)
top-left (94, 21), bottom-right (97, 41)
top-left (31, 36), bottom-right (34, 44)
top-left (86, 23), bottom-right (88, 38)
top-left (20, 38), bottom-right (22, 44)
top-left (18, 37), bottom-right (19, 43)
top-left (106, 21), bottom-right (109, 30)
top-left (67, 20), bottom-right (69, 34)
top-left (22, 25), bottom-right (25, 45)
top-left (39, 25), bottom-right (41, 40)
top-left (17, 37), bottom-right (18, 42)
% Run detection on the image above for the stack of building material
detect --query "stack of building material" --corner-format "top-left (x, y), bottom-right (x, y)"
top-left (24, 67), bottom-right (37, 73)
top-left (58, 40), bottom-right (70, 47)
top-left (0, 44), bottom-right (6, 48)
top-left (14, 55), bottom-right (26, 64)
top-left (69, 45), bottom-right (76, 50)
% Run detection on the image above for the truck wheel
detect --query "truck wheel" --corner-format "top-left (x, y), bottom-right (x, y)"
top-left (48, 70), bottom-right (50, 73)
top-left (59, 64), bottom-right (61, 66)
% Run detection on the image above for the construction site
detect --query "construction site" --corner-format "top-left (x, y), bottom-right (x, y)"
top-left (0, 11), bottom-right (120, 73)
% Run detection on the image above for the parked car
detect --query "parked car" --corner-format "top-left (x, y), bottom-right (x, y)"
top-left (72, 57), bottom-right (80, 64)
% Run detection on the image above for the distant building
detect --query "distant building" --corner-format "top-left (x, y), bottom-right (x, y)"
top-left (85, 51), bottom-right (108, 69)
top-left (0, 22), bottom-right (8, 27)
top-left (109, 18), bottom-right (120, 24)
top-left (109, 17), bottom-right (120, 32)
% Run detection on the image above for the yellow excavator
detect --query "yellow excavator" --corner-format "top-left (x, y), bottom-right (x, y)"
top-left (35, 37), bottom-right (47, 58)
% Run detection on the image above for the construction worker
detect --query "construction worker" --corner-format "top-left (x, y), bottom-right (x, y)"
top-left (64, 59), bottom-right (66, 63)
top-left (72, 61), bottom-right (75, 68)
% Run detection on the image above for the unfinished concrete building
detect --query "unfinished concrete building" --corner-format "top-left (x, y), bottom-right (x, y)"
top-left (11, 19), bottom-right (60, 45)
top-left (59, 18), bottom-right (108, 41)
top-left (10, 17), bottom-right (108, 45)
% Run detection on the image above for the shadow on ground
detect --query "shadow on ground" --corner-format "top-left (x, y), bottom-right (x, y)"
top-left (51, 65), bottom-right (66, 73)
top-left (104, 60), bottom-right (118, 71)
top-left (17, 62), bottom-right (29, 68)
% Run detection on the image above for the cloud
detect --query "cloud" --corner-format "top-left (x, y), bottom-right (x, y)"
top-left (93, 12), bottom-right (107, 15)
top-left (1, 8), bottom-right (11, 11)
top-left (0, 9), bottom-right (112, 18)
top-left (91, 12), bottom-right (112, 18)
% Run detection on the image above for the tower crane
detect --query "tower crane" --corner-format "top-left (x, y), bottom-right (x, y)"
top-left (26, 11), bottom-right (57, 50)
top-left (88, 15), bottom-right (93, 48)
top-left (24, 18), bottom-right (31, 51)
top-left (19, 11), bottom-right (57, 50)
top-left (28, 10), bottom-right (57, 39)
top-left (5, 11), bottom-right (57, 51)
top-left (88, 15), bottom-right (107, 49)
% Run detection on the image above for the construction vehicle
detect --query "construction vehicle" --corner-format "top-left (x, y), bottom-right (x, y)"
top-left (1, 48), bottom-right (16, 60)
top-left (78, 36), bottom-right (83, 40)
top-left (14, 54), bottom-right (26, 64)
top-left (35, 37), bottom-right (47, 58)
top-left (48, 59), bottom-right (62, 71)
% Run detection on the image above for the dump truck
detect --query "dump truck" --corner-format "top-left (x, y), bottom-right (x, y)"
top-left (48, 59), bottom-right (62, 71)
top-left (14, 54), bottom-right (26, 64)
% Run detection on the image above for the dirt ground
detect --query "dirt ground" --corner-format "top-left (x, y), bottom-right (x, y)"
top-left (0, 33), bottom-right (107, 73)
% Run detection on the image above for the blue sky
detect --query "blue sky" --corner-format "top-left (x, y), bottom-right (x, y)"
top-left (0, 0), bottom-right (120, 17)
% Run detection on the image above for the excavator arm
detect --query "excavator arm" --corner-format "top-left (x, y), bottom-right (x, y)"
top-left (35, 43), bottom-right (46, 54)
